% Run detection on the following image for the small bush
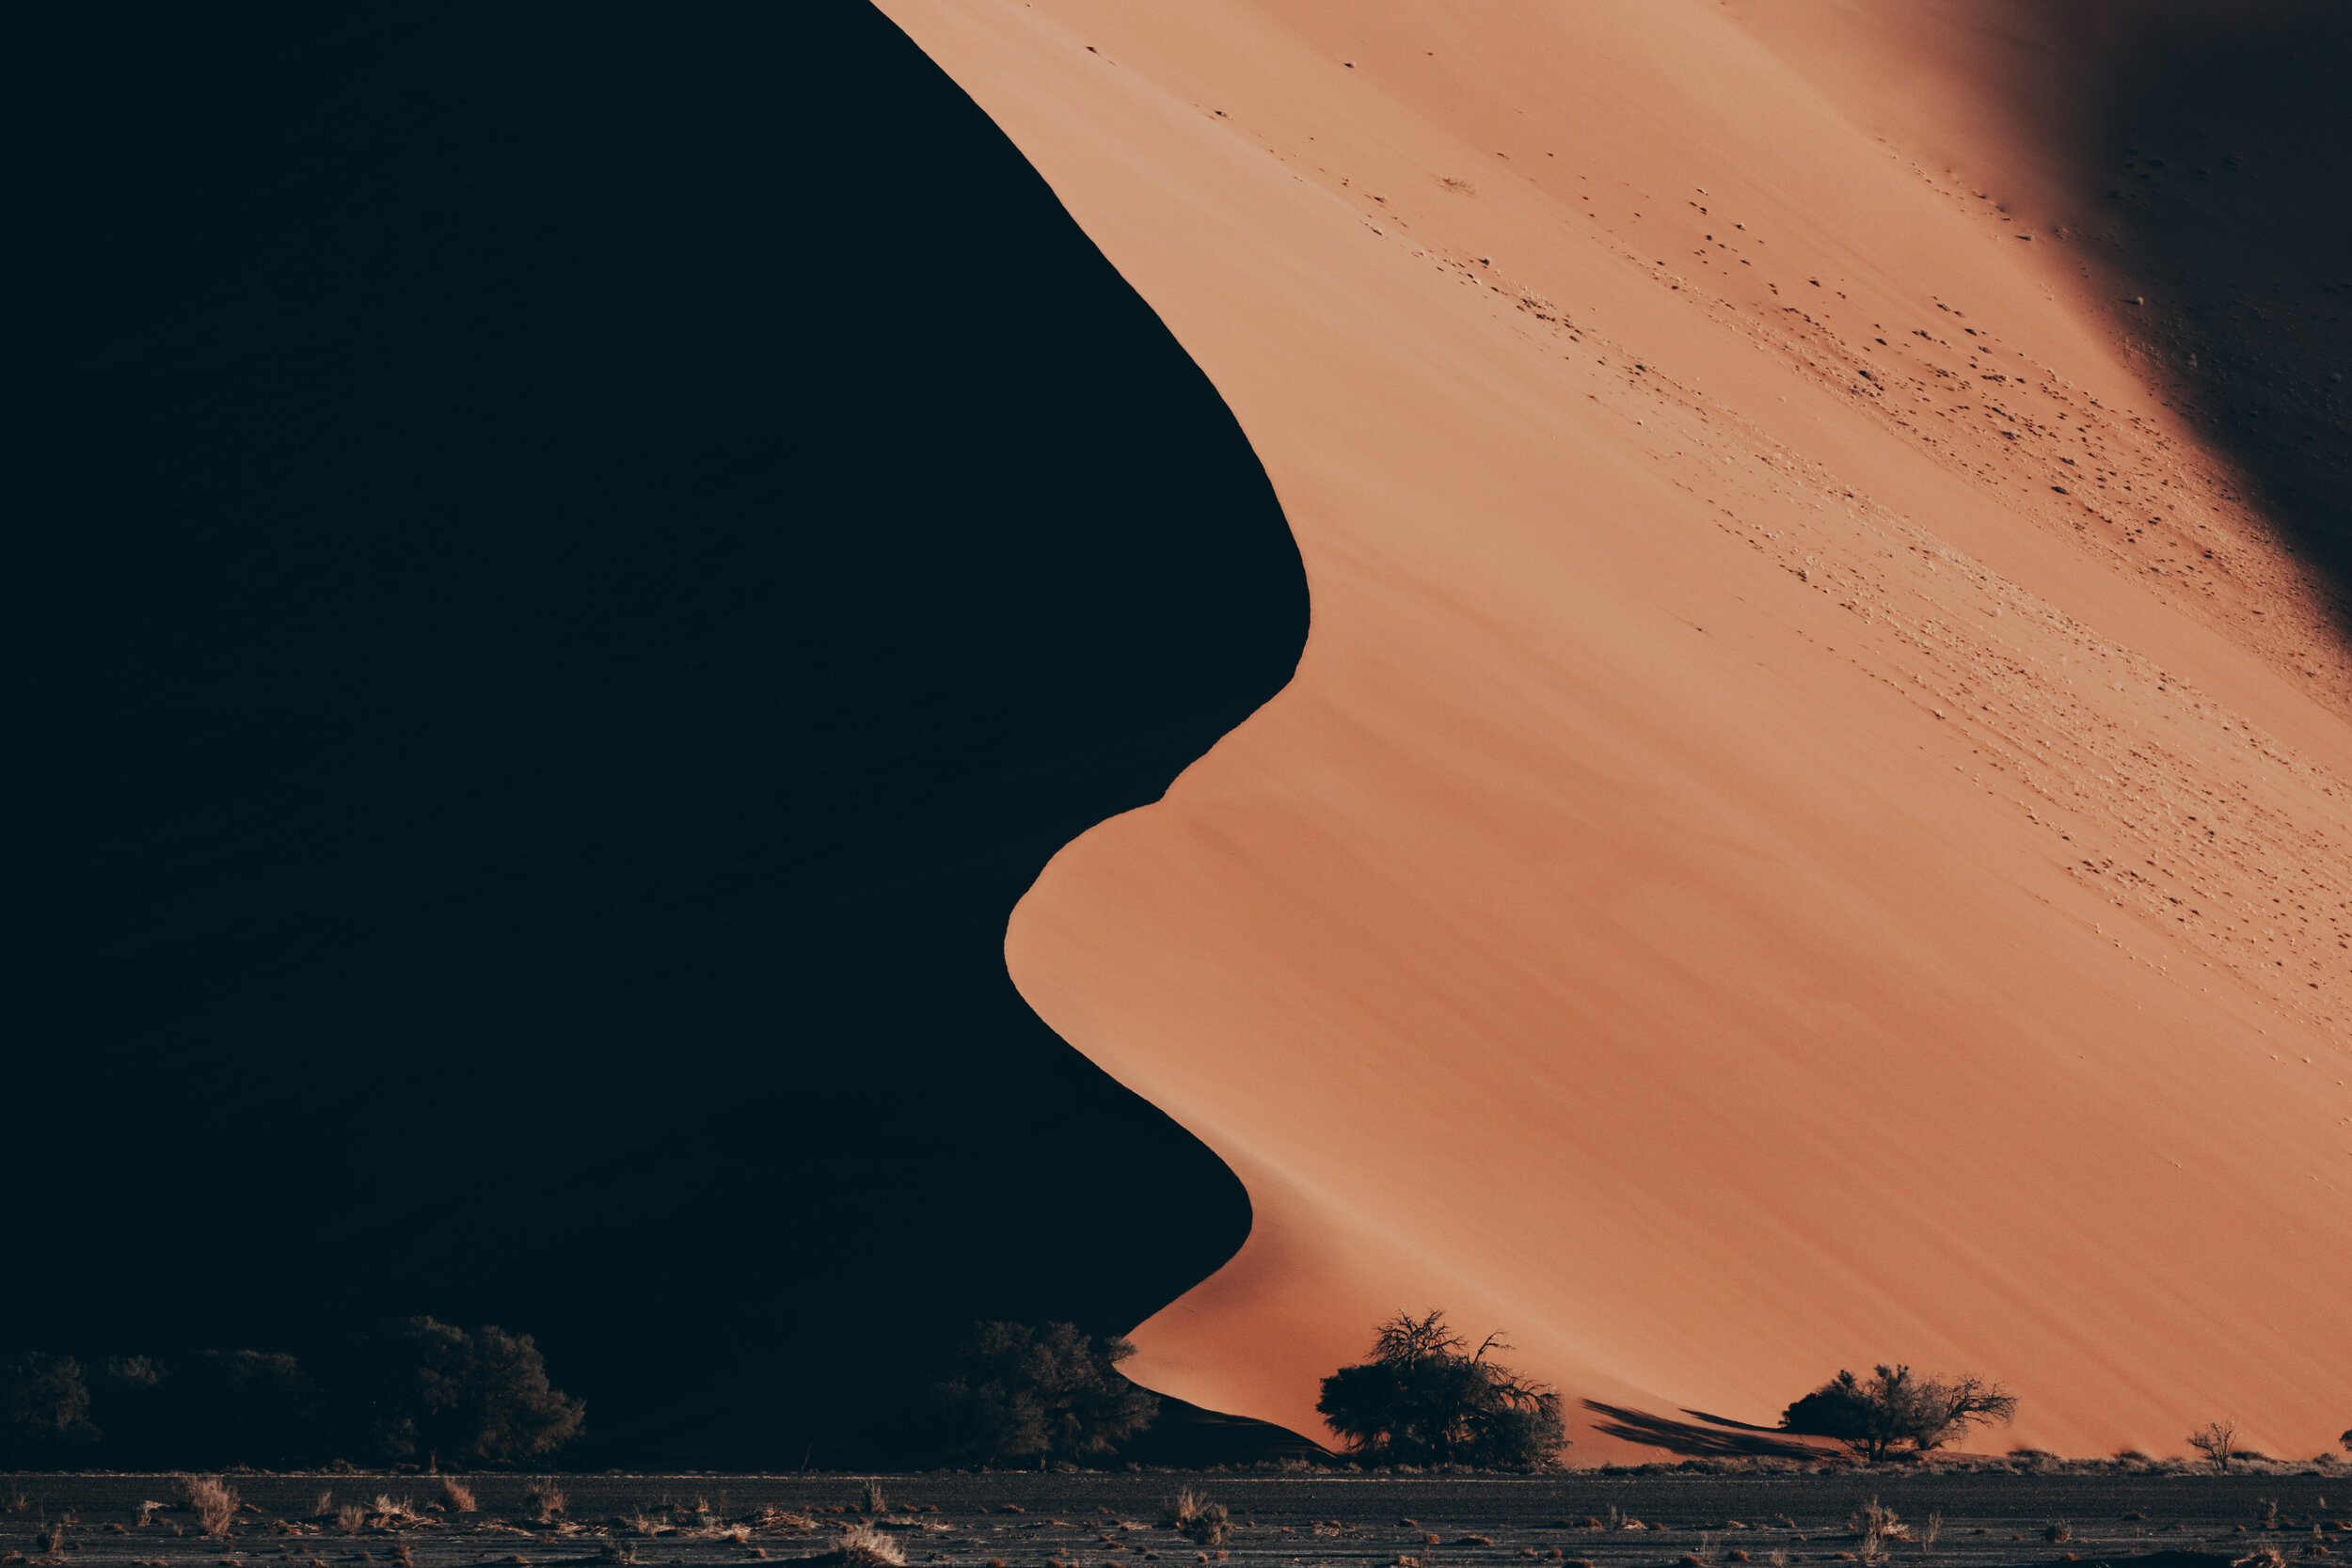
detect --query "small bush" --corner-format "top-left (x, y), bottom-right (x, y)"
top-left (1182, 1504), bottom-right (1232, 1550)
top-left (840, 1527), bottom-right (906, 1568)
top-left (525, 1485), bottom-right (567, 1525)
top-left (440, 1481), bottom-right (475, 1515)
top-left (1851, 1499), bottom-right (1911, 1563)
top-left (858, 1483), bottom-right (889, 1516)
top-left (336, 1506), bottom-right (363, 1535)
top-left (2045, 1525), bottom-right (2074, 1545)
top-left (183, 1477), bottom-right (239, 1538)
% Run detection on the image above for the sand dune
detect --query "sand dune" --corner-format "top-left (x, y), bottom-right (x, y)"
top-left (874, 0), bottom-right (2352, 1460)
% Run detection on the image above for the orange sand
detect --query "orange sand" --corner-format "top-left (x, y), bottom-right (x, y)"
top-left (872, 0), bottom-right (2352, 1461)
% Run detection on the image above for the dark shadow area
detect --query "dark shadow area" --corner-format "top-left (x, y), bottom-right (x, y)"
top-left (1581, 1402), bottom-right (1824, 1460)
top-left (1122, 1395), bottom-right (1332, 1467)
top-left (2042, 4), bottom-right (2352, 628)
top-left (14, 2), bottom-right (1306, 1466)
top-left (1677, 1406), bottom-right (1800, 1435)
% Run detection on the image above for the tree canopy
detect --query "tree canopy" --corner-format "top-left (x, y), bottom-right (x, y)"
top-left (1780, 1364), bottom-right (2015, 1463)
top-left (930, 1322), bottom-right (1159, 1468)
top-left (358, 1318), bottom-right (585, 1469)
top-left (0, 1353), bottom-right (100, 1465)
top-left (1315, 1310), bottom-right (1565, 1468)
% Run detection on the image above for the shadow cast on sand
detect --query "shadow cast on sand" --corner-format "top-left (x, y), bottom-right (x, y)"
top-left (1581, 1401), bottom-right (1826, 1460)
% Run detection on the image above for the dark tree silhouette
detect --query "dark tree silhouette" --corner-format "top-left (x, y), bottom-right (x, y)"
top-left (2186, 1418), bottom-right (2240, 1474)
top-left (0, 1353), bottom-right (99, 1464)
top-left (359, 1319), bottom-right (584, 1470)
top-left (1780, 1365), bottom-right (2015, 1464)
top-left (1316, 1310), bottom-right (1565, 1468)
top-left (930, 1322), bottom-right (1159, 1468)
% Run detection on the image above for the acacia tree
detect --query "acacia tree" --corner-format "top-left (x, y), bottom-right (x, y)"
top-left (930, 1322), bottom-right (1159, 1469)
top-left (0, 1353), bottom-right (100, 1465)
top-left (360, 1319), bottom-right (584, 1470)
top-left (1316, 1310), bottom-right (1565, 1468)
top-left (2187, 1419), bottom-right (2240, 1474)
top-left (1779, 1365), bottom-right (2016, 1464)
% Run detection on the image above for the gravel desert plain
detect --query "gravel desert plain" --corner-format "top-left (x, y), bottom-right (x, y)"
top-left (5, 1472), bottom-right (2349, 1568)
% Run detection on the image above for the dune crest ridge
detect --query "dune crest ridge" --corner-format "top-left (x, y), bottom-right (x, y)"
top-left (873, 0), bottom-right (2352, 1460)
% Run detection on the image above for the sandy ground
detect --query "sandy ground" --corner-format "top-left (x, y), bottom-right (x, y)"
top-left (869, 0), bottom-right (2352, 1462)
top-left (2, 1474), bottom-right (2343, 1568)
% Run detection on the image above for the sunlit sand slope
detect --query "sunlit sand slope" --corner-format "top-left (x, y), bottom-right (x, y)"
top-left (874, 0), bottom-right (2352, 1461)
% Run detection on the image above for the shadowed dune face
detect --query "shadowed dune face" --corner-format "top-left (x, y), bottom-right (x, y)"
top-left (19, 5), bottom-right (1303, 1462)
top-left (879, 0), bottom-right (2352, 1462)
top-left (1729, 0), bottom-right (2352, 626)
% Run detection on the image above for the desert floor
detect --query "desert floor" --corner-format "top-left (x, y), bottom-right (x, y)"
top-left (4, 1474), bottom-right (2344, 1568)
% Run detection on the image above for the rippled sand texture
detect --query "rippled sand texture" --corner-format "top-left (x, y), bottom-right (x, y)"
top-left (874, 0), bottom-right (2352, 1459)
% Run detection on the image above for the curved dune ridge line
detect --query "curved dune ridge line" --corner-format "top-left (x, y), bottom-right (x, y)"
top-left (873, 0), bottom-right (2352, 1459)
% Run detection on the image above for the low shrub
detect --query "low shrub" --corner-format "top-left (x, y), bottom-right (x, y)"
top-left (183, 1477), bottom-right (238, 1538)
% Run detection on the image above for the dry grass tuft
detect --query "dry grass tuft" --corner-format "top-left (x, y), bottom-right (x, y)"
top-left (1183, 1507), bottom-right (1232, 1551)
top-left (627, 1513), bottom-right (664, 1539)
top-left (841, 1526), bottom-right (907, 1568)
top-left (1438, 176), bottom-right (1477, 195)
top-left (183, 1479), bottom-right (239, 1539)
top-left (525, 1485), bottom-right (567, 1526)
top-left (2044, 1524), bottom-right (2074, 1545)
top-left (755, 1511), bottom-right (817, 1534)
top-left (2235, 1548), bottom-right (2290, 1568)
top-left (371, 1498), bottom-right (421, 1528)
top-left (441, 1481), bottom-right (476, 1515)
top-left (857, 1483), bottom-right (890, 1516)
top-left (336, 1506), bottom-right (364, 1536)
top-left (1851, 1499), bottom-right (1911, 1563)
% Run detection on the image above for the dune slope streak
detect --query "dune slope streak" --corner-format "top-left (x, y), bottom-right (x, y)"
top-left (878, 0), bottom-right (2352, 1460)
